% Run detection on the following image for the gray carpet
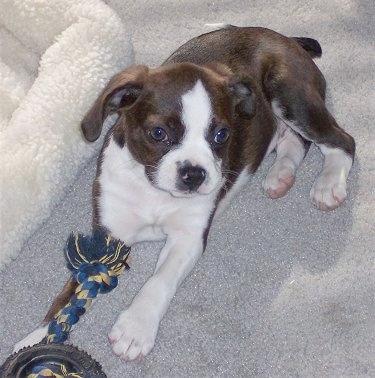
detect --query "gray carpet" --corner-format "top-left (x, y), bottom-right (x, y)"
top-left (1, 0), bottom-right (375, 376)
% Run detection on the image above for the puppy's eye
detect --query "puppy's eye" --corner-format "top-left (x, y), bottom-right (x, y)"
top-left (214, 128), bottom-right (230, 144)
top-left (150, 127), bottom-right (168, 142)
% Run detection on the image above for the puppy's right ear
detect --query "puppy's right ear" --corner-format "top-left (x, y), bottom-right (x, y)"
top-left (81, 65), bottom-right (149, 142)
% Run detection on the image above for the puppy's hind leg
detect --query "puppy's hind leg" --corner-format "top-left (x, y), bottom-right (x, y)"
top-left (270, 87), bottom-right (355, 211)
top-left (263, 120), bottom-right (310, 199)
top-left (310, 143), bottom-right (353, 211)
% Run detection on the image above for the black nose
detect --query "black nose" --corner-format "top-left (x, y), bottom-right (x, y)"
top-left (178, 164), bottom-right (207, 192)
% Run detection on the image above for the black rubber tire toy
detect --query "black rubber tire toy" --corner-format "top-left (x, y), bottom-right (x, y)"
top-left (0, 343), bottom-right (106, 377)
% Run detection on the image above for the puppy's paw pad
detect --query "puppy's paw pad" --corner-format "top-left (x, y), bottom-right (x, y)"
top-left (109, 311), bottom-right (157, 361)
top-left (310, 180), bottom-right (347, 211)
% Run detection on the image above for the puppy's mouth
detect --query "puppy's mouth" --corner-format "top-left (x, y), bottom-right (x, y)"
top-left (161, 174), bottom-right (225, 199)
top-left (168, 188), bottom-right (211, 198)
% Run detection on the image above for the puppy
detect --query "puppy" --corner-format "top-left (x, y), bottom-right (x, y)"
top-left (14, 26), bottom-right (355, 360)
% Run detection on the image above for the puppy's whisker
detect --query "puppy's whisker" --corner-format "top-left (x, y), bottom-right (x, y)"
top-left (222, 169), bottom-right (240, 177)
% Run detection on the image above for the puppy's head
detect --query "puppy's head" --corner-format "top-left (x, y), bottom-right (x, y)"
top-left (82, 62), bottom-right (255, 197)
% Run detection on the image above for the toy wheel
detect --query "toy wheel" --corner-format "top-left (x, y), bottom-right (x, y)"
top-left (0, 343), bottom-right (106, 377)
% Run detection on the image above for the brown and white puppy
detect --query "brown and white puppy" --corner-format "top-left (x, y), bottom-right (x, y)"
top-left (15, 26), bottom-right (355, 360)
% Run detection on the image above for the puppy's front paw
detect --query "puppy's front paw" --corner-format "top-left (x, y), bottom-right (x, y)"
top-left (108, 309), bottom-right (158, 361)
top-left (310, 176), bottom-right (347, 211)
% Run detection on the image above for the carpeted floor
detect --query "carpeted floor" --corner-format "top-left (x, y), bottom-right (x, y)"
top-left (1, 0), bottom-right (374, 376)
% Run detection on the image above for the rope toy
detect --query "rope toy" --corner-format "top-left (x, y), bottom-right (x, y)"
top-left (28, 229), bottom-right (130, 378)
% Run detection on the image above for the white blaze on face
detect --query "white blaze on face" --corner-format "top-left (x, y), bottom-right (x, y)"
top-left (181, 80), bottom-right (212, 142)
top-left (155, 80), bottom-right (223, 197)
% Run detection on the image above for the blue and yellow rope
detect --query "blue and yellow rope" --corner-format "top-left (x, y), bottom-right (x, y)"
top-left (28, 229), bottom-right (130, 378)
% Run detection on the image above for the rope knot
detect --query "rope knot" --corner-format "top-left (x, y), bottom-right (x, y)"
top-left (65, 229), bottom-right (130, 275)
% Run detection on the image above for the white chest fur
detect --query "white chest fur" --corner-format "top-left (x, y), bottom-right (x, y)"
top-left (98, 138), bottom-right (220, 245)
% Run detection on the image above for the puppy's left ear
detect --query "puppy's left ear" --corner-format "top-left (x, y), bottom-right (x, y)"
top-left (81, 65), bottom-right (149, 142)
top-left (229, 72), bottom-right (256, 119)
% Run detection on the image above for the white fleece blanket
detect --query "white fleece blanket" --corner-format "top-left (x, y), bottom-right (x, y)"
top-left (0, 0), bottom-right (133, 267)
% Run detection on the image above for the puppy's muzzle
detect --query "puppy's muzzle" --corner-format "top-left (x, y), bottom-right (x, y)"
top-left (177, 164), bottom-right (207, 192)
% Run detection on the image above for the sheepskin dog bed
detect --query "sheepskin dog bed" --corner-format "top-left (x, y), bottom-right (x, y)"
top-left (0, 0), bottom-right (133, 267)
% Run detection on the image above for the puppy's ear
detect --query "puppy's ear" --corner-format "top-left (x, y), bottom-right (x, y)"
top-left (229, 72), bottom-right (256, 119)
top-left (204, 63), bottom-right (256, 120)
top-left (81, 65), bottom-right (149, 142)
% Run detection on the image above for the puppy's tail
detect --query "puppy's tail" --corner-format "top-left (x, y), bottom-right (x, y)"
top-left (292, 37), bottom-right (322, 58)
